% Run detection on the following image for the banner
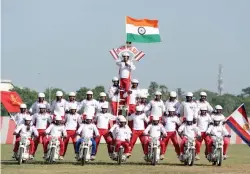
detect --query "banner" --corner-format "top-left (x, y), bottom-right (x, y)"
top-left (1, 91), bottom-right (23, 112)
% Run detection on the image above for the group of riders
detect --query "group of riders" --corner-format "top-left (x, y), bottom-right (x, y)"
top-left (11, 51), bottom-right (231, 163)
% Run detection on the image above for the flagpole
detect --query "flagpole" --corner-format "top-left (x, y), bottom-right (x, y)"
top-left (125, 16), bottom-right (127, 50)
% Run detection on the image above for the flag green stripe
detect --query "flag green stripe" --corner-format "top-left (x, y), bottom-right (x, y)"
top-left (126, 33), bottom-right (161, 43)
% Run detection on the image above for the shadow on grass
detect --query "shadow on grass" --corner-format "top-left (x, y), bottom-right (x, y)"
top-left (1, 159), bottom-right (211, 167)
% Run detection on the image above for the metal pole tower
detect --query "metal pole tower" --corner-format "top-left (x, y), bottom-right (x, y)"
top-left (218, 64), bottom-right (224, 96)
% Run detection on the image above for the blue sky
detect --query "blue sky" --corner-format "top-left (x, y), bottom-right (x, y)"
top-left (2, 0), bottom-right (250, 95)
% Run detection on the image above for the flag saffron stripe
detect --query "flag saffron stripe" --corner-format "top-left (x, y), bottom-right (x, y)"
top-left (126, 16), bottom-right (158, 28)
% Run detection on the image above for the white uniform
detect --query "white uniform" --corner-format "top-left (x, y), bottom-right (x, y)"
top-left (77, 123), bottom-right (99, 138)
top-left (116, 60), bottom-right (136, 78)
top-left (177, 101), bottom-right (198, 118)
top-left (144, 124), bottom-right (166, 138)
top-left (65, 101), bottom-right (80, 112)
top-left (163, 116), bottom-right (181, 132)
top-left (80, 99), bottom-right (98, 116)
top-left (108, 86), bottom-right (119, 102)
top-left (14, 124), bottom-right (39, 138)
top-left (51, 99), bottom-right (67, 116)
top-left (123, 88), bottom-right (140, 105)
top-left (112, 126), bottom-right (132, 141)
top-left (45, 124), bottom-right (67, 138)
top-left (196, 100), bottom-right (213, 113)
top-left (165, 99), bottom-right (180, 113)
top-left (94, 113), bottom-right (116, 129)
top-left (210, 114), bottom-right (226, 123)
top-left (206, 125), bottom-right (229, 137)
top-left (178, 124), bottom-right (201, 138)
top-left (32, 113), bottom-right (52, 130)
top-left (12, 113), bottom-right (30, 126)
top-left (64, 113), bottom-right (82, 130)
top-left (196, 113), bottom-right (212, 132)
top-left (144, 100), bottom-right (165, 118)
top-left (29, 101), bottom-right (50, 114)
top-left (128, 113), bottom-right (149, 130)
top-left (96, 101), bottom-right (109, 113)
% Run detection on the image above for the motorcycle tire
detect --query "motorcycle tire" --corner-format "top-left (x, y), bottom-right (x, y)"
top-left (217, 148), bottom-right (223, 166)
top-left (188, 149), bottom-right (195, 166)
top-left (18, 147), bottom-right (24, 165)
top-left (81, 148), bottom-right (87, 166)
top-left (49, 147), bottom-right (56, 164)
top-left (117, 148), bottom-right (123, 165)
top-left (151, 147), bottom-right (157, 166)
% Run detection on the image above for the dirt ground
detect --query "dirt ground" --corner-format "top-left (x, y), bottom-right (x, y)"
top-left (1, 144), bottom-right (250, 174)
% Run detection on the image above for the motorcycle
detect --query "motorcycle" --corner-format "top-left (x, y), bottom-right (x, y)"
top-left (78, 137), bottom-right (92, 166)
top-left (145, 136), bottom-right (161, 166)
top-left (16, 134), bottom-right (31, 165)
top-left (182, 135), bottom-right (196, 166)
top-left (45, 136), bottom-right (61, 164)
top-left (207, 134), bottom-right (230, 166)
top-left (110, 144), bottom-right (127, 165)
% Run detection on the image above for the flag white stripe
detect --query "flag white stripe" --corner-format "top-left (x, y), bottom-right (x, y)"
top-left (126, 24), bottom-right (159, 35)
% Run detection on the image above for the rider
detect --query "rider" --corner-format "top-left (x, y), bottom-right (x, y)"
top-left (108, 77), bottom-right (120, 115)
top-left (11, 103), bottom-right (30, 127)
top-left (178, 115), bottom-right (201, 161)
top-left (50, 91), bottom-right (67, 121)
top-left (29, 93), bottom-right (50, 114)
top-left (196, 92), bottom-right (213, 114)
top-left (79, 91), bottom-right (98, 120)
top-left (162, 107), bottom-right (181, 159)
top-left (110, 116), bottom-right (132, 158)
top-left (143, 116), bottom-right (167, 160)
top-left (13, 115), bottom-right (38, 159)
top-left (165, 91), bottom-right (180, 113)
top-left (195, 107), bottom-right (212, 160)
top-left (210, 105), bottom-right (226, 124)
top-left (75, 114), bottom-right (100, 160)
top-left (128, 105), bottom-right (149, 153)
top-left (65, 92), bottom-right (80, 113)
top-left (206, 116), bottom-right (231, 159)
top-left (44, 115), bottom-right (67, 160)
top-left (96, 92), bottom-right (109, 113)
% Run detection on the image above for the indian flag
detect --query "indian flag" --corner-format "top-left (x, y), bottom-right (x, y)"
top-left (126, 16), bottom-right (161, 43)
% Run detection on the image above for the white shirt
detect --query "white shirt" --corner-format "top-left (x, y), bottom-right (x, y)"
top-left (51, 99), bottom-right (67, 116)
top-left (12, 113), bottom-right (30, 126)
top-left (163, 116), bottom-right (181, 132)
top-left (144, 124), bottom-right (166, 138)
top-left (65, 101), bottom-right (80, 112)
top-left (123, 88), bottom-right (140, 105)
top-left (64, 113), bottom-right (82, 130)
top-left (116, 60), bottom-right (136, 78)
top-left (165, 99), bottom-right (180, 113)
top-left (29, 101), bottom-right (50, 114)
top-left (15, 124), bottom-right (39, 138)
top-left (112, 126), bottom-right (132, 141)
top-left (196, 100), bottom-right (213, 113)
top-left (128, 113), bottom-right (149, 130)
top-left (94, 113), bottom-right (116, 129)
top-left (77, 123), bottom-right (99, 138)
top-left (32, 113), bottom-right (52, 129)
top-left (210, 114), bottom-right (226, 123)
top-left (177, 101), bottom-right (198, 118)
top-left (45, 124), bottom-right (67, 137)
top-left (144, 100), bottom-right (165, 117)
top-left (80, 99), bottom-right (98, 115)
top-left (108, 86), bottom-right (119, 102)
top-left (197, 113), bottom-right (212, 132)
top-left (96, 101), bottom-right (109, 113)
top-left (178, 124), bottom-right (201, 139)
top-left (206, 125), bottom-right (229, 137)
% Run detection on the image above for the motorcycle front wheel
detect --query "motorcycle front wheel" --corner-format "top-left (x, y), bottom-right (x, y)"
top-left (117, 148), bottom-right (123, 165)
top-left (151, 147), bottom-right (157, 166)
top-left (48, 147), bottom-right (56, 164)
top-left (81, 148), bottom-right (87, 166)
top-left (18, 147), bottom-right (24, 165)
top-left (187, 149), bottom-right (195, 166)
top-left (216, 148), bottom-right (223, 166)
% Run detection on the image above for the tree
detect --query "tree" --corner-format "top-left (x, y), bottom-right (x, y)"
top-left (177, 88), bottom-right (185, 101)
top-left (44, 88), bottom-right (67, 103)
top-left (92, 85), bottom-right (106, 100)
top-left (148, 82), bottom-right (159, 100)
top-left (76, 87), bottom-right (90, 101)
top-left (159, 85), bottom-right (168, 101)
top-left (242, 87), bottom-right (250, 97)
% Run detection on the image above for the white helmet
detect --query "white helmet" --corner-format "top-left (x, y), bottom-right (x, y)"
top-left (86, 91), bottom-right (93, 95)
top-left (155, 91), bottom-right (162, 96)
top-left (136, 105), bottom-right (143, 112)
top-left (118, 115), bottom-right (124, 121)
top-left (214, 116), bottom-right (221, 122)
top-left (119, 116), bottom-right (127, 122)
top-left (112, 77), bottom-right (119, 81)
top-left (152, 116), bottom-right (159, 121)
top-left (38, 93), bottom-right (45, 98)
top-left (200, 107), bottom-right (207, 111)
top-left (24, 115), bottom-right (32, 121)
top-left (215, 105), bottom-right (223, 110)
top-left (168, 107), bottom-right (176, 112)
top-left (140, 93), bottom-right (147, 98)
top-left (186, 115), bottom-right (193, 122)
top-left (122, 52), bottom-right (130, 57)
top-left (170, 91), bottom-right (177, 98)
top-left (69, 104), bottom-right (77, 110)
top-left (131, 79), bottom-right (139, 84)
top-left (69, 92), bottom-right (76, 97)
top-left (101, 104), bottom-right (109, 109)
top-left (186, 92), bottom-right (193, 97)
top-left (86, 114), bottom-right (93, 120)
top-left (99, 92), bottom-right (106, 97)
top-left (20, 103), bottom-right (27, 109)
top-left (56, 91), bottom-right (63, 97)
top-left (200, 91), bottom-right (207, 96)
top-left (55, 115), bottom-right (62, 121)
top-left (39, 104), bottom-right (46, 109)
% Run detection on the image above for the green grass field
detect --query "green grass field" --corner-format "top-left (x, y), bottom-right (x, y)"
top-left (1, 144), bottom-right (250, 174)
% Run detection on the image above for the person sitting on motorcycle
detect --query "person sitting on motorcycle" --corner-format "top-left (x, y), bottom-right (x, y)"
top-left (206, 116), bottom-right (231, 159)
top-left (143, 116), bottom-right (167, 160)
top-left (110, 116), bottom-right (132, 158)
top-left (75, 114), bottom-right (100, 160)
top-left (178, 115), bottom-right (201, 161)
top-left (13, 115), bottom-right (38, 159)
top-left (44, 115), bottom-right (67, 160)
top-left (210, 105), bottom-right (226, 125)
